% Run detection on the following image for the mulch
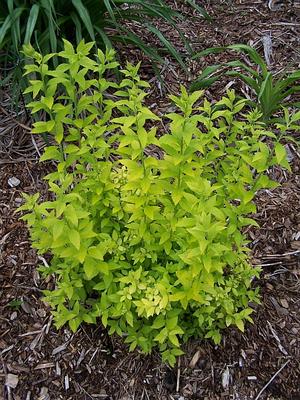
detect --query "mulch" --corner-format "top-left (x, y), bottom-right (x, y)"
top-left (1, 1), bottom-right (300, 399)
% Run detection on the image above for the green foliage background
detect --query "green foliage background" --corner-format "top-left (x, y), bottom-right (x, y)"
top-left (0, 0), bottom-right (209, 74)
top-left (191, 44), bottom-right (300, 124)
top-left (0, 0), bottom-right (210, 105)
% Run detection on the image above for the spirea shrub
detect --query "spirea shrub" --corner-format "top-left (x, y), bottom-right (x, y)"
top-left (19, 40), bottom-right (293, 365)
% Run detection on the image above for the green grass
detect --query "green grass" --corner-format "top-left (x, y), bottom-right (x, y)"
top-left (0, 0), bottom-right (210, 72)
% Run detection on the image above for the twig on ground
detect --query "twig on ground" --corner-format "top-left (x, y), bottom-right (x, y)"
top-left (31, 135), bottom-right (41, 157)
top-left (0, 232), bottom-right (11, 253)
top-left (254, 359), bottom-right (291, 400)
top-left (267, 321), bottom-right (288, 356)
top-left (253, 261), bottom-right (283, 267)
top-left (37, 255), bottom-right (50, 268)
top-left (0, 158), bottom-right (37, 165)
top-left (1, 354), bottom-right (12, 400)
top-left (264, 250), bottom-right (300, 258)
top-left (176, 356), bottom-right (181, 393)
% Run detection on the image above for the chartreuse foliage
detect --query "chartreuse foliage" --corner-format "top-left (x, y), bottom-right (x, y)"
top-left (19, 41), bottom-right (295, 366)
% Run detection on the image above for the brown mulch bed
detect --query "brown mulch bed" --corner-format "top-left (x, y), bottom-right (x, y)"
top-left (1, 1), bottom-right (300, 399)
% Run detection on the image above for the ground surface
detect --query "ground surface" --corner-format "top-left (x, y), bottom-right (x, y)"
top-left (1, 1), bottom-right (300, 399)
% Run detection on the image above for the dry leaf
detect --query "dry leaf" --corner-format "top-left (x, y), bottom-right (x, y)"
top-left (189, 350), bottom-right (202, 368)
top-left (5, 373), bottom-right (19, 388)
top-left (221, 367), bottom-right (230, 389)
top-left (280, 299), bottom-right (289, 309)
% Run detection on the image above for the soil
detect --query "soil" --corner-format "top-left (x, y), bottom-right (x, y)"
top-left (1, 1), bottom-right (300, 399)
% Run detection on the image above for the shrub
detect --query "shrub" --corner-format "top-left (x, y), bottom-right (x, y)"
top-left (191, 44), bottom-right (300, 124)
top-left (19, 41), bottom-right (293, 366)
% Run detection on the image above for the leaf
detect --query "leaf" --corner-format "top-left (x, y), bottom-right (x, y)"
top-left (24, 4), bottom-right (40, 44)
top-left (193, 46), bottom-right (226, 59)
top-left (71, 0), bottom-right (95, 41)
top-left (126, 311), bottom-right (134, 327)
top-left (184, 0), bottom-right (211, 20)
top-left (64, 205), bottom-right (78, 227)
top-left (69, 229), bottom-right (81, 250)
top-left (145, 23), bottom-right (187, 71)
top-left (235, 319), bottom-right (244, 333)
top-left (129, 341), bottom-right (137, 352)
top-left (166, 316), bottom-right (178, 330)
top-left (0, 14), bottom-right (13, 48)
top-left (168, 333), bottom-right (180, 347)
top-left (144, 206), bottom-right (159, 220)
top-left (40, 0), bottom-right (57, 53)
top-left (171, 188), bottom-right (183, 205)
top-left (40, 146), bottom-right (63, 162)
top-left (154, 328), bottom-right (168, 344)
top-left (52, 222), bottom-right (64, 241)
top-left (228, 44), bottom-right (267, 74)
top-left (152, 315), bottom-right (165, 329)
top-left (138, 128), bottom-right (148, 148)
top-left (159, 231), bottom-right (170, 245)
top-left (84, 258), bottom-right (98, 280)
top-left (32, 120), bottom-right (55, 134)
top-left (88, 245), bottom-right (107, 261)
top-left (274, 143), bottom-right (287, 165)
top-left (225, 316), bottom-right (232, 327)
top-left (42, 96), bottom-right (54, 110)
top-left (69, 317), bottom-right (81, 332)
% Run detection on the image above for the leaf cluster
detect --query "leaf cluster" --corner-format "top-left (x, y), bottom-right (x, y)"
top-left (19, 41), bottom-right (298, 366)
top-left (191, 44), bottom-right (300, 124)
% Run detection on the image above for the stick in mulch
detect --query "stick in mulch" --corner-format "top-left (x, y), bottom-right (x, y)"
top-left (176, 356), bottom-right (181, 393)
top-left (254, 359), bottom-right (291, 400)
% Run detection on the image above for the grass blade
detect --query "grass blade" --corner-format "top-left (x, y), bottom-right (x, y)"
top-left (226, 60), bottom-right (259, 78)
top-left (40, 0), bottom-right (57, 53)
top-left (146, 23), bottom-right (187, 71)
top-left (7, 0), bottom-right (14, 14)
top-left (0, 14), bottom-right (13, 48)
top-left (193, 46), bottom-right (226, 59)
top-left (10, 6), bottom-right (22, 51)
top-left (111, 29), bottom-right (164, 64)
top-left (258, 72), bottom-right (272, 101)
top-left (70, 12), bottom-right (83, 43)
top-left (120, 0), bottom-right (180, 21)
top-left (184, 0), bottom-right (211, 21)
top-left (104, 0), bottom-right (117, 23)
top-left (94, 26), bottom-right (113, 49)
top-left (227, 44), bottom-right (267, 74)
top-left (190, 76), bottom-right (220, 91)
top-left (71, 0), bottom-right (95, 40)
top-left (24, 4), bottom-right (40, 44)
top-left (196, 64), bottom-right (222, 80)
top-left (0, 7), bottom-right (24, 51)
top-left (225, 71), bottom-right (259, 93)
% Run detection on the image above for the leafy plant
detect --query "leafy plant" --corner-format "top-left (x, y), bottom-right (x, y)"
top-left (0, 0), bottom-right (209, 77)
top-left (18, 41), bottom-right (295, 366)
top-left (191, 44), bottom-right (300, 123)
